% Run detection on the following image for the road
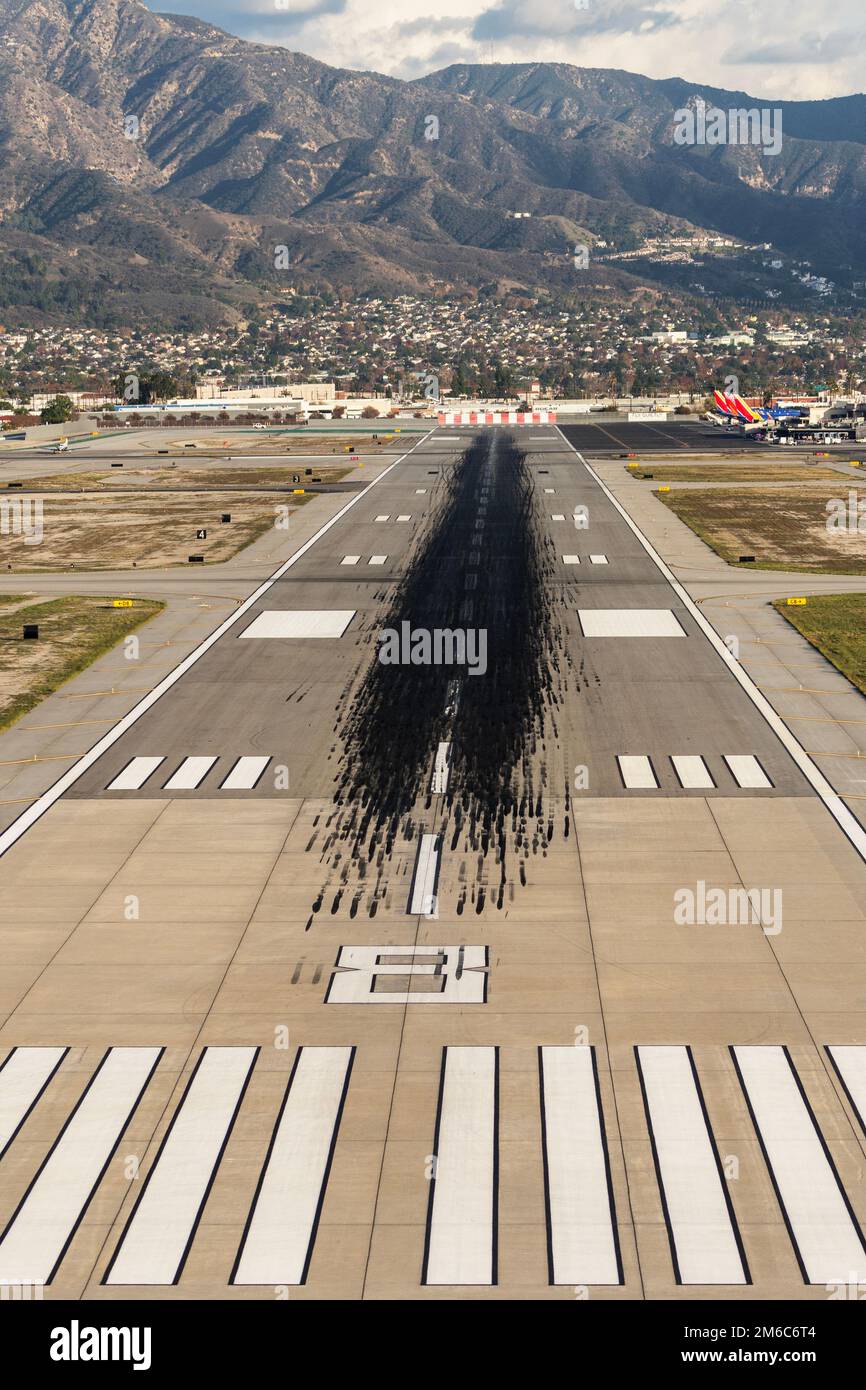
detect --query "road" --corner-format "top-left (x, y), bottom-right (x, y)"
top-left (0, 425), bottom-right (865, 1301)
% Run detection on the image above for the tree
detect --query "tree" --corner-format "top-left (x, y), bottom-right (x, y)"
top-left (361, 406), bottom-right (379, 418)
top-left (40, 395), bottom-right (76, 424)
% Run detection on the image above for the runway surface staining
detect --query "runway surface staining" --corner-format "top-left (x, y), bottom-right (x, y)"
top-left (1, 425), bottom-right (866, 1302)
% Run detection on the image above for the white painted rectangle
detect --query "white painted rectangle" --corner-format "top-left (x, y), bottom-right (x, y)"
top-left (232, 1047), bottom-right (354, 1285)
top-left (241, 610), bottom-right (356, 639)
top-left (672, 755), bottom-right (715, 790)
top-left (369, 555), bottom-right (387, 565)
top-left (551, 513), bottom-right (566, 521)
top-left (409, 834), bottom-right (440, 916)
top-left (431, 742), bottom-right (452, 794)
top-left (219, 756), bottom-right (271, 791)
top-left (415, 489), bottom-right (427, 494)
top-left (618, 755), bottom-right (658, 789)
top-left (374, 514), bottom-right (390, 522)
top-left (396, 514), bottom-right (411, 522)
top-left (544, 488), bottom-right (556, 494)
top-left (105, 1046), bottom-right (257, 1285)
top-left (637, 1046), bottom-right (747, 1285)
top-left (107, 757), bottom-right (164, 791)
top-left (0, 1047), bottom-right (162, 1285)
top-left (579, 609), bottom-right (685, 638)
top-left (827, 1046), bottom-right (866, 1133)
top-left (589, 554), bottom-right (608, 565)
top-left (733, 1045), bottom-right (866, 1283)
top-left (725, 755), bottom-right (772, 789)
top-left (340, 555), bottom-right (360, 566)
top-left (562, 555), bottom-right (580, 565)
top-left (540, 1047), bottom-right (620, 1285)
top-left (424, 1047), bottom-right (497, 1286)
top-left (163, 756), bottom-right (217, 790)
top-left (0, 1048), bottom-right (67, 1159)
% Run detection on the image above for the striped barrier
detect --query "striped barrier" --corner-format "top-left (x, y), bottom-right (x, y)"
top-left (437, 410), bottom-right (557, 425)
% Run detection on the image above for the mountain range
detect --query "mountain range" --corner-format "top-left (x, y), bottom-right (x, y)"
top-left (2, 0), bottom-right (866, 327)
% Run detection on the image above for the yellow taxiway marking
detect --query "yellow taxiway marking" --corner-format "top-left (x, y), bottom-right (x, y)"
top-left (0, 752), bottom-right (82, 766)
top-left (56, 688), bottom-right (151, 700)
top-left (19, 719), bottom-right (116, 731)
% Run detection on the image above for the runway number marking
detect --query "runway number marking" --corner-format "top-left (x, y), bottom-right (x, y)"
top-left (325, 945), bottom-right (487, 1005)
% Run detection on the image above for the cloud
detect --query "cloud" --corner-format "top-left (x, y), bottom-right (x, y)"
top-left (145, 0), bottom-right (866, 99)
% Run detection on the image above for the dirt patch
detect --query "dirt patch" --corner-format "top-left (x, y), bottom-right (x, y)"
top-left (23, 465), bottom-right (351, 490)
top-left (0, 491), bottom-right (309, 570)
top-left (658, 486), bottom-right (866, 574)
top-left (629, 464), bottom-right (844, 483)
top-left (0, 595), bottom-right (163, 729)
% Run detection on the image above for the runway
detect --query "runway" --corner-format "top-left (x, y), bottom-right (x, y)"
top-left (0, 426), bottom-right (865, 1301)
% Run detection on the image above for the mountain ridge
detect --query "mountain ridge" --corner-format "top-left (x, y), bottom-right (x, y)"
top-left (2, 0), bottom-right (865, 326)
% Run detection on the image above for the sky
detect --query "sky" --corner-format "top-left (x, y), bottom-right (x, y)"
top-left (144, 0), bottom-right (864, 99)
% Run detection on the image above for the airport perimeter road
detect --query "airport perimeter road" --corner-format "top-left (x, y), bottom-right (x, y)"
top-left (0, 427), bottom-right (865, 1301)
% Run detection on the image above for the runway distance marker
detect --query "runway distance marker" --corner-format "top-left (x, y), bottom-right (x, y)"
top-left (787, 597), bottom-right (808, 605)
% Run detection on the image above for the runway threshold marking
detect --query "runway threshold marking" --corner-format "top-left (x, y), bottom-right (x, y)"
top-left (104, 1047), bottom-right (258, 1286)
top-left (0, 430), bottom-right (433, 858)
top-left (636, 1047), bottom-right (749, 1286)
top-left (724, 755), bottom-right (773, 789)
top-left (0, 1047), bottom-right (68, 1159)
top-left (578, 609), bottom-right (685, 638)
top-left (219, 756), bottom-right (271, 790)
top-left (240, 610), bottom-right (356, 639)
top-left (0, 1047), bottom-right (163, 1285)
top-left (731, 1046), bottom-right (866, 1284)
top-left (559, 433), bottom-right (866, 866)
top-left (617, 755), bottom-right (659, 789)
top-left (422, 1047), bottom-right (498, 1287)
top-left (107, 756), bottom-right (165, 790)
top-left (232, 1047), bottom-right (355, 1286)
top-left (163, 755), bottom-right (218, 790)
top-left (671, 755), bottom-right (715, 789)
top-left (539, 1047), bottom-right (622, 1286)
top-left (826, 1047), bottom-right (866, 1134)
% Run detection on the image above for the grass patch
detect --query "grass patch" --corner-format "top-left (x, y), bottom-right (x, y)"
top-left (25, 465), bottom-right (351, 489)
top-left (0, 595), bottom-right (163, 730)
top-left (774, 593), bottom-right (866, 696)
top-left (658, 486), bottom-right (866, 574)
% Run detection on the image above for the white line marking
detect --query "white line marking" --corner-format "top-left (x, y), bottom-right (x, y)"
top-left (589, 554), bottom-right (608, 565)
top-left (0, 433), bottom-right (432, 859)
top-left (0, 1047), bottom-right (162, 1285)
top-left (539, 1047), bottom-right (621, 1285)
top-left (232, 1047), bottom-right (354, 1285)
top-left (618, 755), bottom-right (658, 789)
top-left (409, 833), bottom-right (440, 916)
top-left (544, 488), bottom-right (556, 493)
top-left (240, 610), bottom-right (355, 639)
top-left (671, 755), bottom-right (715, 789)
top-left (580, 609), bottom-right (685, 638)
top-left (432, 741), bottom-right (452, 794)
top-left (562, 554), bottom-right (581, 565)
top-left (733, 1045), bottom-right (866, 1283)
top-left (163, 756), bottom-right (218, 790)
top-left (0, 1048), bottom-right (67, 1159)
top-left (104, 1047), bottom-right (256, 1285)
top-left (219, 756), bottom-right (271, 790)
top-left (637, 1046), bottom-right (748, 1285)
top-left (374, 514), bottom-right (390, 522)
top-left (107, 756), bottom-right (164, 791)
top-left (725, 754), bottom-right (772, 789)
top-left (340, 555), bottom-right (360, 565)
top-left (396, 514), bottom-right (411, 521)
top-left (424, 1047), bottom-right (497, 1286)
top-left (551, 513), bottom-right (566, 521)
top-left (369, 554), bottom-right (387, 565)
top-left (415, 488), bottom-right (427, 494)
top-left (557, 432), bottom-right (866, 865)
top-left (326, 944), bottom-right (486, 1005)
top-left (827, 1046), bottom-right (866, 1134)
